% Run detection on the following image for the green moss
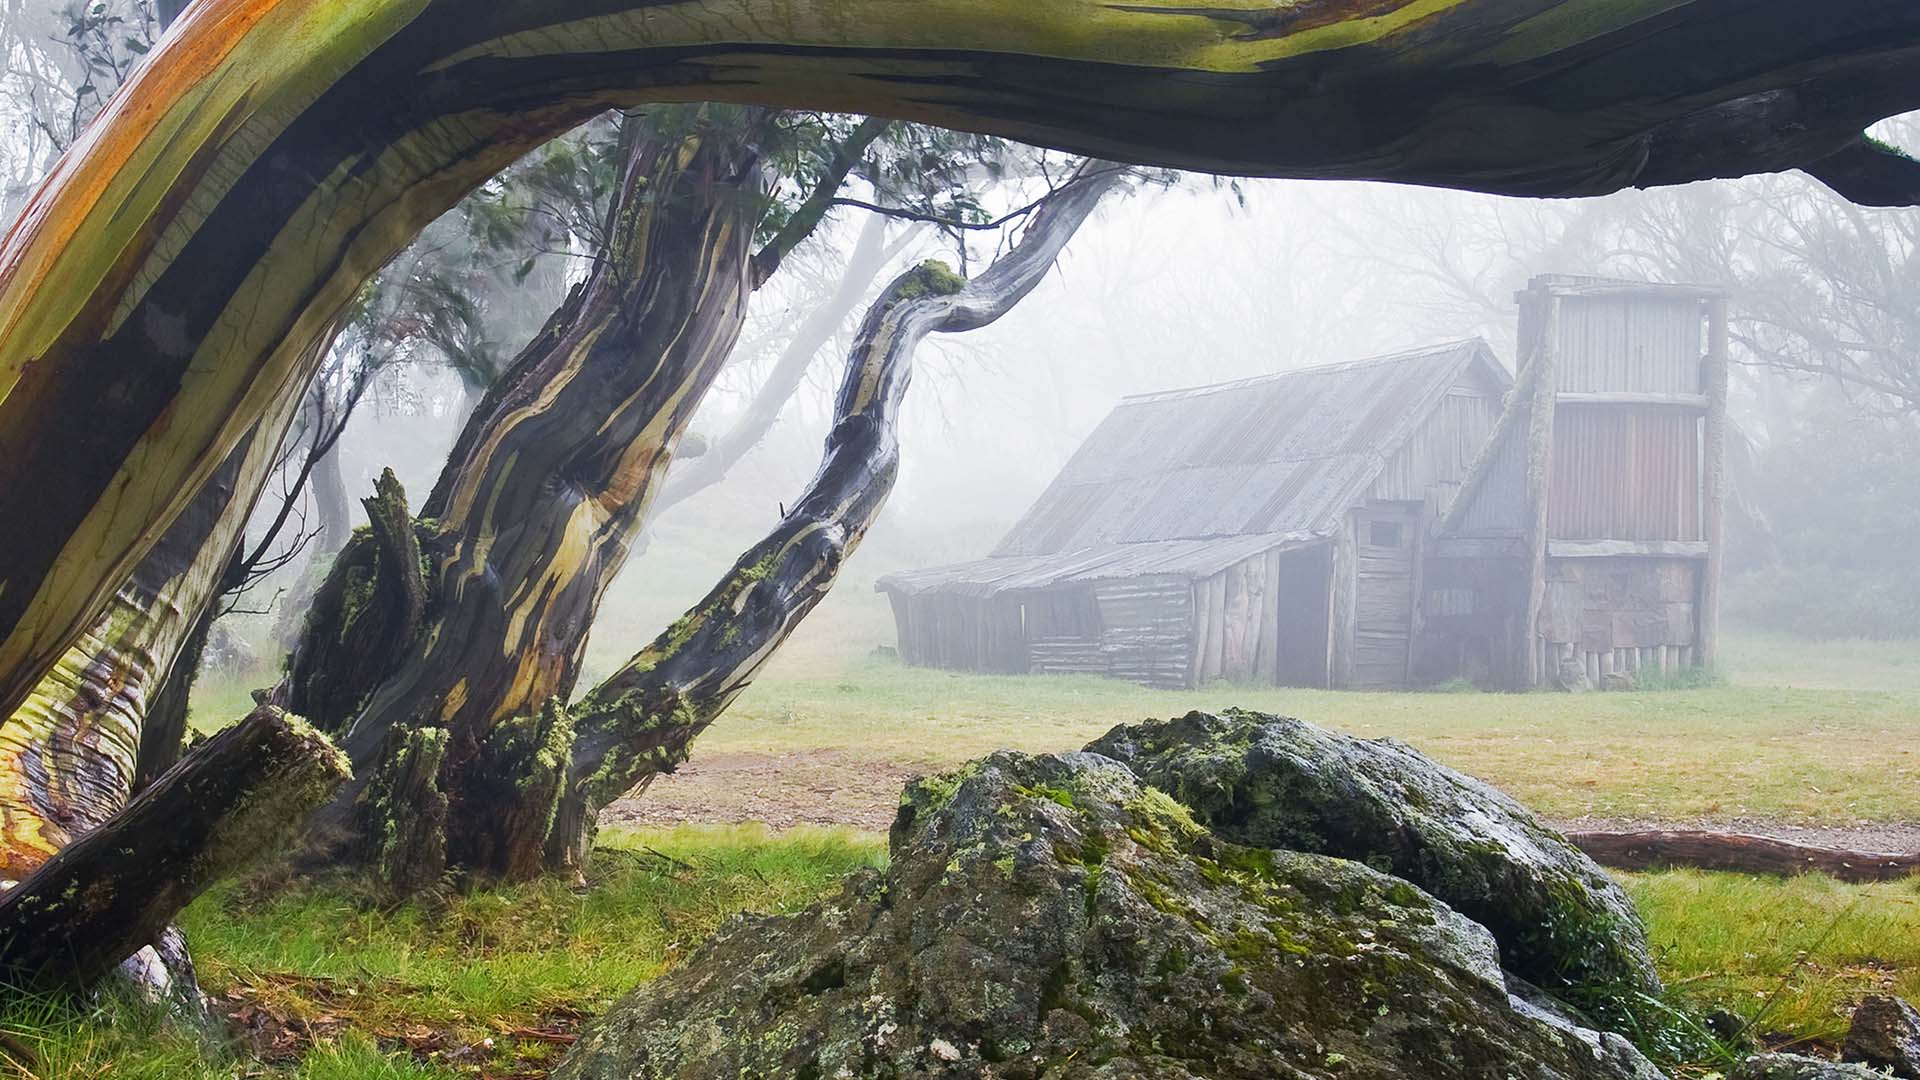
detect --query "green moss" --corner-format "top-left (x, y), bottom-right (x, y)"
top-left (894, 260), bottom-right (967, 300)
top-left (1013, 783), bottom-right (1076, 809)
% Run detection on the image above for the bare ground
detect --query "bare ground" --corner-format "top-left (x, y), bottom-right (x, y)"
top-left (602, 750), bottom-right (1920, 854)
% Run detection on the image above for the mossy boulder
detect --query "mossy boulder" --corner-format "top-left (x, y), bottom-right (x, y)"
top-left (1085, 710), bottom-right (1659, 1010)
top-left (557, 750), bottom-right (1663, 1080)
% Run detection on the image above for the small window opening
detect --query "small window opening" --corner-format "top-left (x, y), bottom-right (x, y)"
top-left (1369, 521), bottom-right (1404, 548)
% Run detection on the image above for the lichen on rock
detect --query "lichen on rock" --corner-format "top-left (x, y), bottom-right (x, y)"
top-left (556, 749), bottom-right (1665, 1080)
top-left (1736, 1052), bottom-right (1890, 1079)
top-left (1085, 709), bottom-right (1661, 1014)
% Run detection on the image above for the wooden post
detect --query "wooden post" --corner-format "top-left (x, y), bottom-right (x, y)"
top-left (1699, 296), bottom-right (1730, 671)
top-left (1520, 293), bottom-right (1562, 689)
top-left (1330, 519), bottom-right (1358, 690)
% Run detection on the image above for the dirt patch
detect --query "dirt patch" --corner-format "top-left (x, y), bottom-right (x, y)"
top-left (603, 752), bottom-right (1920, 856)
top-left (599, 750), bottom-right (920, 834)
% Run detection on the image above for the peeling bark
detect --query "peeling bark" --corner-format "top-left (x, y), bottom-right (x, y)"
top-left (3, 0), bottom-right (1918, 722)
top-left (545, 163), bottom-right (1128, 875)
top-left (0, 385), bottom-right (305, 880)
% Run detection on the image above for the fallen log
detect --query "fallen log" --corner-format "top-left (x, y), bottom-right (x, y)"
top-left (1570, 830), bottom-right (1920, 884)
top-left (0, 704), bottom-right (350, 992)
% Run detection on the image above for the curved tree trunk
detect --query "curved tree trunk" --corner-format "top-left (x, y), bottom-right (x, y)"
top-left (2, 0), bottom-right (1917, 722)
top-left (545, 162), bottom-right (1128, 875)
top-left (0, 386), bottom-right (305, 880)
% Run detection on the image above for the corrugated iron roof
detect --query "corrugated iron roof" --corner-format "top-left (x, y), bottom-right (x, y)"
top-left (879, 339), bottom-right (1506, 598)
top-left (877, 532), bottom-right (1324, 598)
top-left (995, 339), bottom-right (1502, 556)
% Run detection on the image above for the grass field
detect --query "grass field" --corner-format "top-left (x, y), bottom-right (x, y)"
top-left (128, 627), bottom-right (1920, 1079)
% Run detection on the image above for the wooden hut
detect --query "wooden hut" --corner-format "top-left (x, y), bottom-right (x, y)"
top-left (1424, 275), bottom-right (1731, 689)
top-left (877, 340), bottom-right (1513, 689)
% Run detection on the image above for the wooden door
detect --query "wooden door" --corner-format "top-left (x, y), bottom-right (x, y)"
top-left (1351, 511), bottom-right (1417, 689)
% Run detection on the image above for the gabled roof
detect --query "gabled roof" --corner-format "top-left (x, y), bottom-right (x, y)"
top-left (879, 339), bottom-right (1509, 598)
top-left (991, 339), bottom-right (1508, 557)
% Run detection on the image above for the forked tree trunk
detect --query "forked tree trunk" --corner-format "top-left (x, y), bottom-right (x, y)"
top-left (289, 109), bottom-right (889, 888)
top-left (2, 0), bottom-right (1916, 728)
top-left (544, 162), bottom-right (1128, 875)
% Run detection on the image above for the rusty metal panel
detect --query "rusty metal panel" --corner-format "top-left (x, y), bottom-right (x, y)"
top-left (1549, 405), bottom-right (1702, 541)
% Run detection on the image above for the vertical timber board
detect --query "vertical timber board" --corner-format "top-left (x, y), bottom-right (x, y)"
top-left (1521, 295), bottom-right (1562, 688)
top-left (1405, 517), bottom-right (1426, 687)
top-left (1222, 563), bottom-right (1250, 681)
top-left (1258, 547), bottom-right (1283, 684)
top-left (1000, 597), bottom-right (1030, 674)
top-left (1242, 555), bottom-right (1267, 682)
top-left (1699, 297), bottom-right (1729, 671)
top-left (1190, 581), bottom-right (1212, 688)
top-left (1201, 573), bottom-right (1228, 684)
top-left (1330, 519), bottom-right (1358, 690)
top-left (886, 591), bottom-right (915, 665)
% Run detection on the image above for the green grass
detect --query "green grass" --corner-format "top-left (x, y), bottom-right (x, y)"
top-left (181, 825), bottom-right (880, 1070)
top-left (2, 825), bottom-right (881, 1080)
top-left (675, 655), bottom-right (1920, 825)
top-left (1630, 870), bottom-right (1920, 1049)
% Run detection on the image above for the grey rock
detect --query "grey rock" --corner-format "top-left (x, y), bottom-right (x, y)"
top-left (556, 750), bottom-right (1665, 1080)
top-left (1845, 995), bottom-right (1920, 1077)
top-left (1737, 1052), bottom-right (1890, 1079)
top-left (1085, 710), bottom-right (1661, 1004)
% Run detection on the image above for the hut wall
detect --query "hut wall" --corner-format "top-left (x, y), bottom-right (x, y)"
top-left (1538, 556), bottom-right (1702, 684)
top-left (1554, 295), bottom-right (1705, 394)
top-left (1450, 423), bottom-right (1529, 537)
top-left (1549, 404), bottom-right (1702, 542)
top-left (1189, 545), bottom-right (1336, 689)
top-left (889, 592), bottom-right (1028, 674)
top-left (1413, 555), bottom-right (1529, 689)
top-left (1025, 585), bottom-right (1106, 676)
top-left (1093, 577), bottom-right (1193, 688)
top-left (1372, 384), bottom-right (1503, 516)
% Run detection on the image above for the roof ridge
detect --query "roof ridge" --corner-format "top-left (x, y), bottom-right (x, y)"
top-left (1119, 338), bottom-right (1486, 404)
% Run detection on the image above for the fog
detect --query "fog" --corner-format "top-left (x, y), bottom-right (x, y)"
top-left (309, 128), bottom-right (1920, 685)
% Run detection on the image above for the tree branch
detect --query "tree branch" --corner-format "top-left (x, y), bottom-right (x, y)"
top-left (750, 116), bottom-right (891, 289)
